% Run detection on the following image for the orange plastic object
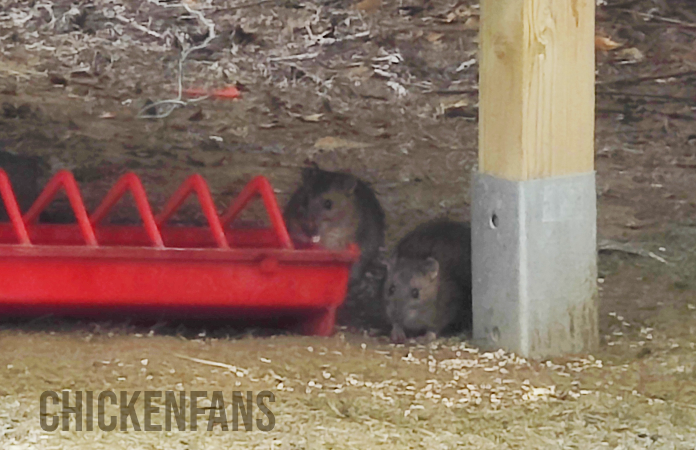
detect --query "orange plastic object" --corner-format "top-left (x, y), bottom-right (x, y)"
top-left (0, 170), bottom-right (358, 335)
top-left (182, 85), bottom-right (240, 100)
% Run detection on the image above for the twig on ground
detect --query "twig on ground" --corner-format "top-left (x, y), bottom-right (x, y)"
top-left (425, 88), bottom-right (479, 95)
top-left (229, 0), bottom-right (276, 11)
top-left (597, 107), bottom-right (696, 122)
top-left (137, 2), bottom-right (216, 119)
top-left (268, 52), bottom-right (320, 62)
top-left (602, 0), bottom-right (640, 9)
top-left (618, 8), bottom-right (696, 29)
top-left (598, 239), bottom-right (670, 265)
top-left (174, 354), bottom-right (249, 376)
top-left (115, 14), bottom-right (163, 39)
top-left (598, 70), bottom-right (696, 86)
top-left (596, 90), bottom-right (696, 104)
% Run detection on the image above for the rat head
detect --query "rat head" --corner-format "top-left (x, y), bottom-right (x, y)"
top-left (384, 256), bottom-right (440, 330)
top-left (302, 171), bottom-right (360, 248)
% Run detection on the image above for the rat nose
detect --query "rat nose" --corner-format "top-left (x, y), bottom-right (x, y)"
top-left (302, 220), bottom-right (318, 236)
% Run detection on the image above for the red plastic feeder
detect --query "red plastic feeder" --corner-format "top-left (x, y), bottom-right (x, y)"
top-left (0, 170), bottom-right (359, 335)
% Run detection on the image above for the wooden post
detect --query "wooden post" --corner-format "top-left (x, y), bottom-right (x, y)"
top-left (472, 0), bottom-right (598, 358)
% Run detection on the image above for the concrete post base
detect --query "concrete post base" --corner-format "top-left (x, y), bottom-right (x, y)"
top-left (471, 172), bottom-right (599, 358)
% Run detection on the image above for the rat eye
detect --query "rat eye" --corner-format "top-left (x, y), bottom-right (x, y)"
top-left (323, 199), bottom-right (333, 210)
top-left (388, 284), bottom-right (395, 296)
top-left (411, 288), bottom-right (419, 299)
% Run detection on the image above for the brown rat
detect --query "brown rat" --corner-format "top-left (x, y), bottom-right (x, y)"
top-left (283, 166), bottom-right (385, 283)
top-left (384, 219), bottom-right (471, 343)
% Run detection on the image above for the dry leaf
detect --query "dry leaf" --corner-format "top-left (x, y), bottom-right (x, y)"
top-left (437, 97), bottom-right (476, 118)
top-left (356, 0), bottom-right (381, 13)
top-left (595, 36), bottom-right (622, 51)
top-left (616, 47), bottom-right (644, 63)
top-left (314, 136), bottom-right (368, 151)
top-left (441, 99), bottom-right (468, 110)
top-left (438, 98), bottom-right (470, 117)
top-left (343, 65), bottom-right (372, 81)
top-left (301, 113), bottom-right (324, 122)
top-left (426, 32), bottom-right (444, 43)
top-left (443, 5), bottom-right (476, 23)
top-left (463, 16), bottom-right (479, 30)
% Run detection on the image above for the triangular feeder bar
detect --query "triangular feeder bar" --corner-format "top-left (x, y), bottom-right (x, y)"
top-left (23, 170), bottom-right (97, 246)
top-left (220, 176), bottom-right (293, 250)
top-left (0, 169), bottom-right (30, 245)
top-left (155, 174), bottom-right (228, 249)
top-left (90, 172), bottom-right (164, 248)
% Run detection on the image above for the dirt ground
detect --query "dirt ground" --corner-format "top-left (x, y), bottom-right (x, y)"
top-left (1, 0), bottom-right (696, 448)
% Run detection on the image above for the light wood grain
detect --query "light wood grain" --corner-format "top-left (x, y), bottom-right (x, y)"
top-left (479, 0), bottom-right (595, 181)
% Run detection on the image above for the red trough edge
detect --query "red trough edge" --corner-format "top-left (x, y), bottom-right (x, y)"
top-left (0, 170), bottom-right (360, 336)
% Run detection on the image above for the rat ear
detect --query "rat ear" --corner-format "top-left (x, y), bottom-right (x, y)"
top-left (423, 257), bottom-right (439, 280)
top-left (301, 163), bottom-right (320, 182)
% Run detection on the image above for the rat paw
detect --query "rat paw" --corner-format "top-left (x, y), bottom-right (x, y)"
top-left (390, 326), bottom-right (407, 344)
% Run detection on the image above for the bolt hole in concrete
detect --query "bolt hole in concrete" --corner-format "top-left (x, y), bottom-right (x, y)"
top-left (490, 213), bottom-right (499, 229)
